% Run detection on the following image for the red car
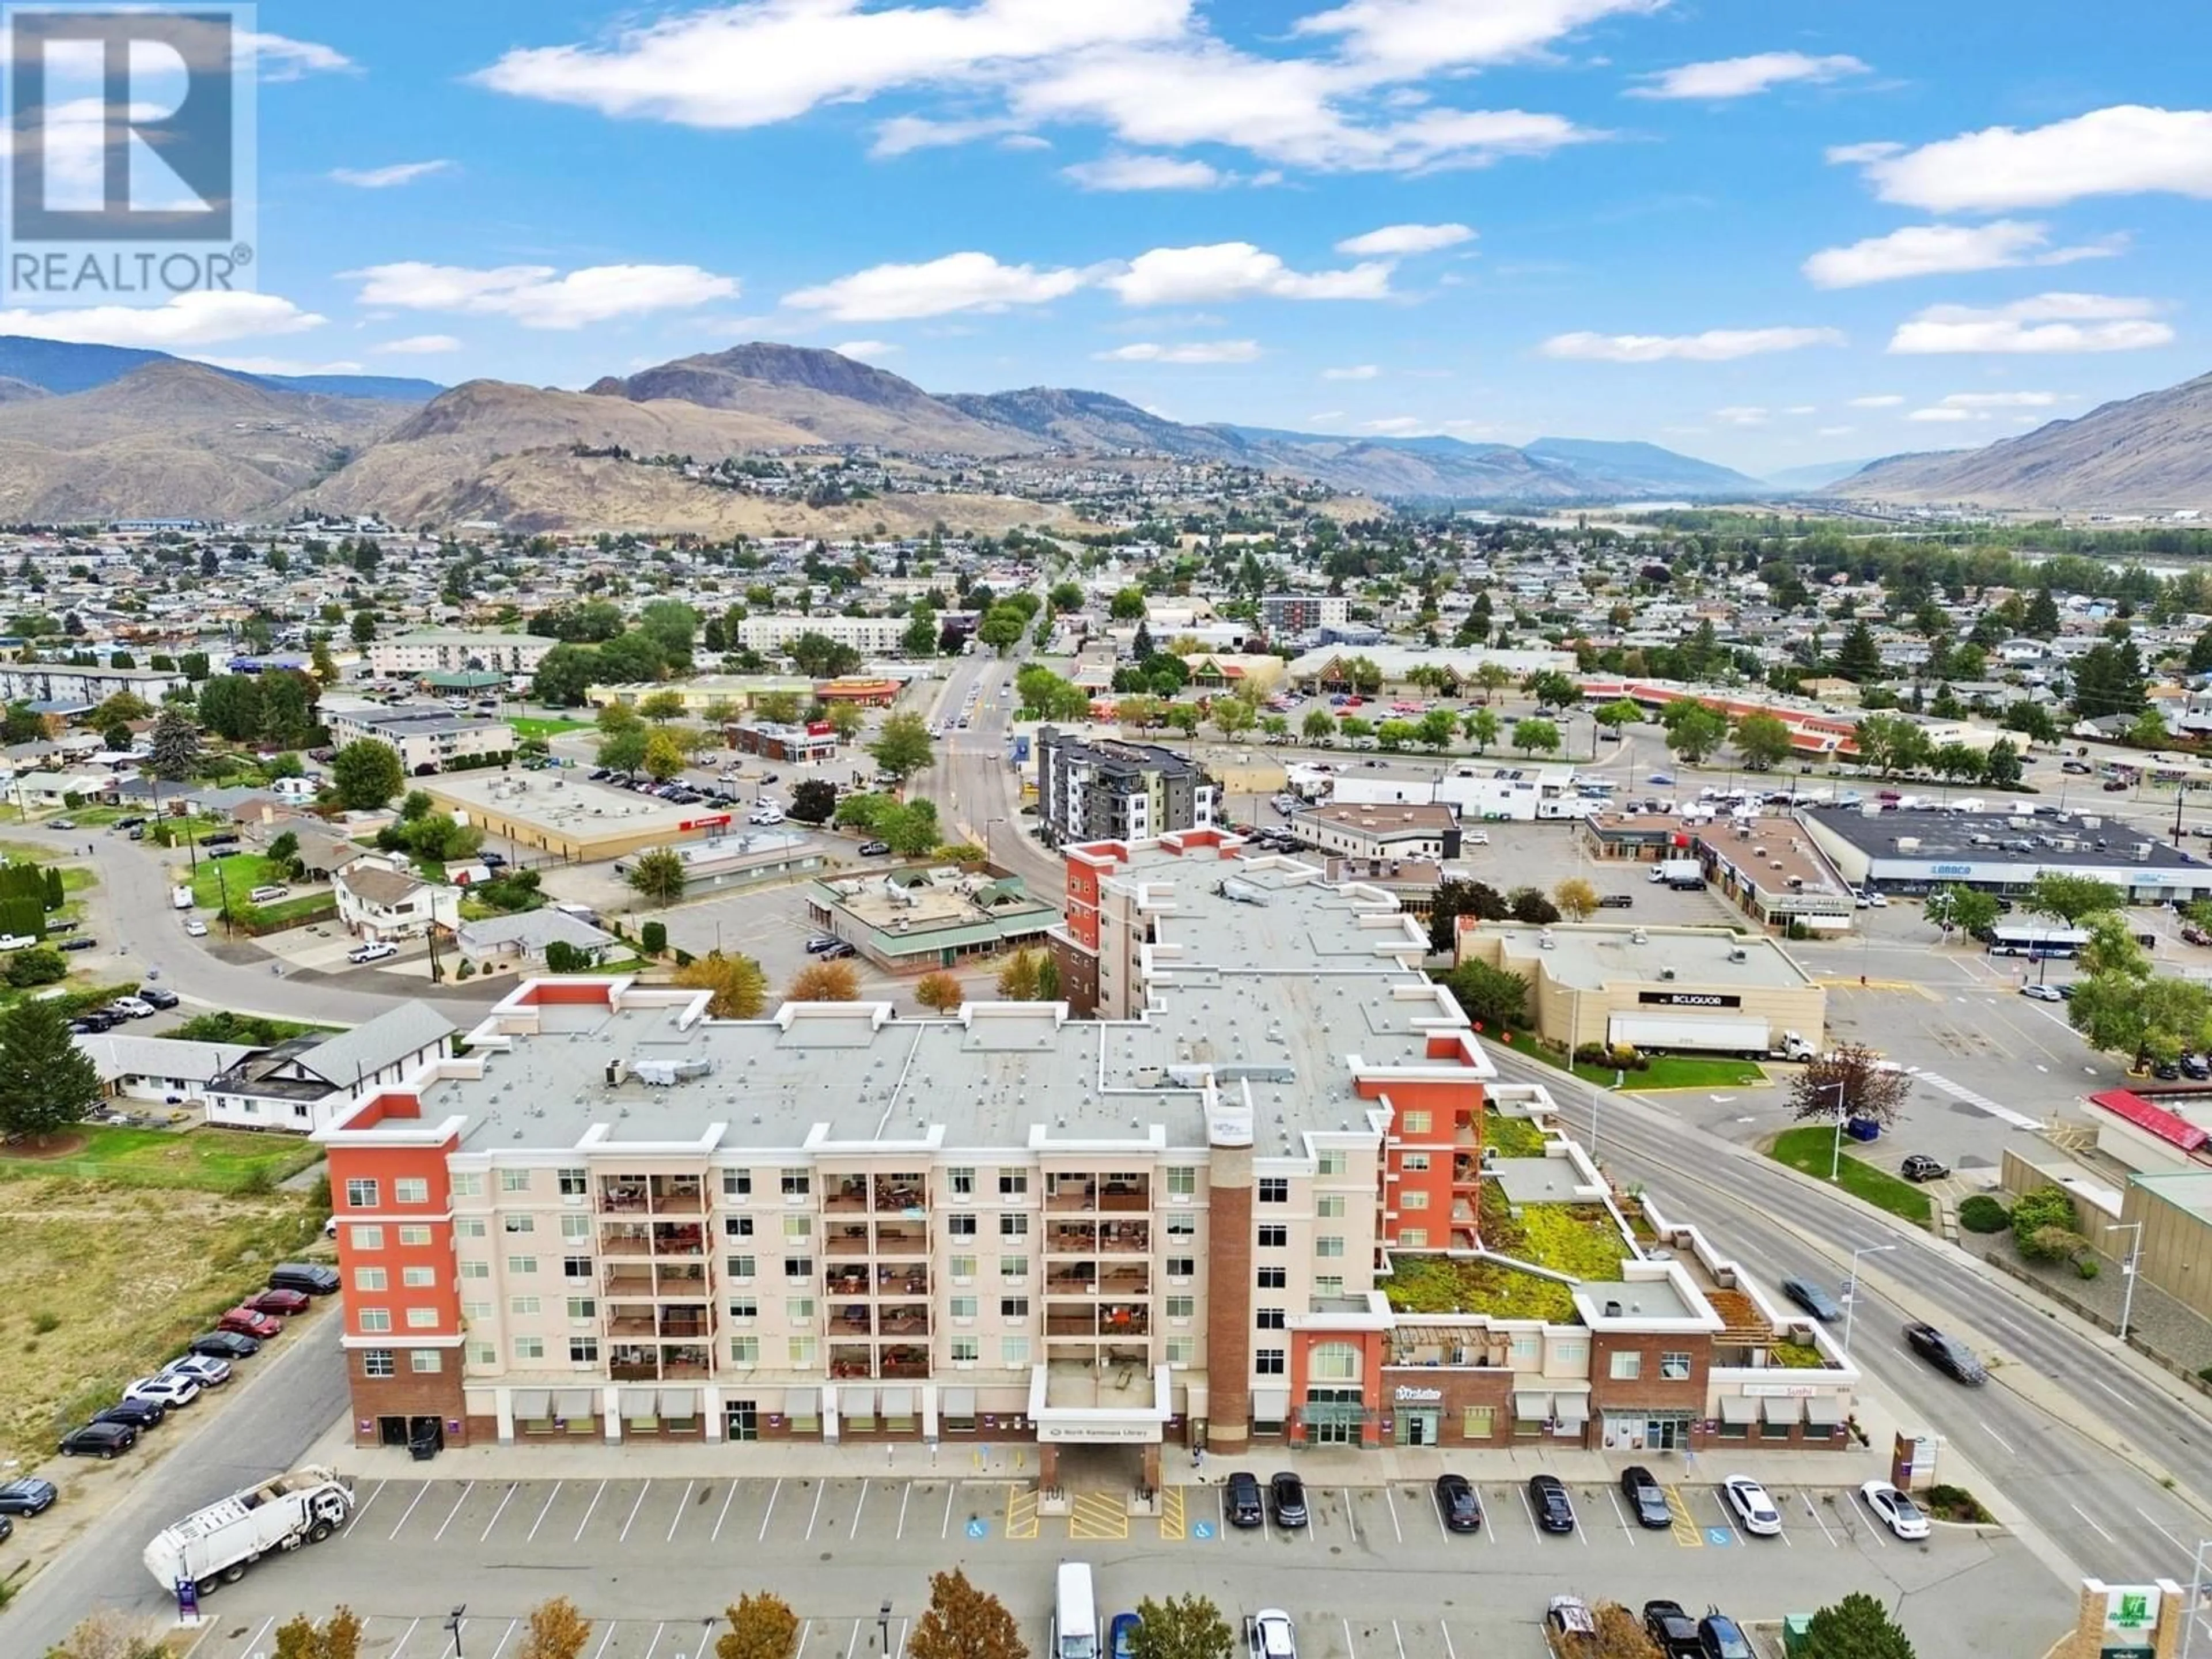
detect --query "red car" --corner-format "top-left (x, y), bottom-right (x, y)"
top-left (215, 1307), bottom-right (283, 1340)
top-left (245, 1288), bottom-right (310, 1317)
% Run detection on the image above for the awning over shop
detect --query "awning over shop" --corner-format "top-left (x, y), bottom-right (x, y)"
top-left (784, 1388), bottom-right (819, 1418)
top-left (1512, 1391), bottom-right (1553, 1421)
top-left (1802, 1396), bottom-right (1844, 1427)
top-left (881, 1388), bottom-right (915, 1421)
top-left (1719, 1395), bottom-right (1759, 1425)
top-left (555, 1389), bottom-right (596, 1418)
top-left (842, 1387), bottom-right (876, 1419)
top-left (1552, 1393), bottom-right (1589, 1425)
top-left (1250, 1388), bottom-right (1291, 1421)
top-left (511, 1389), bottom-right (550, 1419)
top-left (1760, 1395), bottom-right (1802, 1425)
top-left (620, 1389), bottom-right (658, 1420)
top-left (659, 1389), bottom-right (696, 1418)
top-left (941, 1387), bottom-right (976, 1418)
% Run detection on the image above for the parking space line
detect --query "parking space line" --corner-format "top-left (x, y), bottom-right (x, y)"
top-left (1392, 1620), bottom-right (1408, 1659)
top-left (388, 1483), bottom-right (432, 1541)
top-left (795, 1620), bottom-right (813, 1659)
top-left (1604, 1486), bottom-right (1637, 1546)
top-left (667, 1479), bottom-right (695, 1543)
top-left (1514, 1483), bottom-right (1538, 1533)
top-left (1342, 1488), bottom-right (1359, 1544)
top-left (759, 1478), bottom-right (783, 1543)
top-left (844, 1619), bottom-right (862, 1659)
top-left (1800, 1491), bottom-right (1838, 1547)
top-left (342, 1479), bottom-right (386, 1538)
top-left (642, 1623), bottom-right (665, 1659)
top-left (391, 1618), bottom-right (423, 1658)
top-left (588, 1619), bottom-right (618, 1659)
top-left (574, 1479), bottom-right (607, 1544)
top-left (851, 1479), bottom-right (870, 1538)
top-left (1005, 1485), bottom-right (1040, 1540)
top-left (941, 1482), bottom-right (956, 1541)
top-left (1440, 1621), bottom-right (1456, 1659)
top-left (1342, 1618), bottom-right (1357, 1659)
top-left (1707, 1486), bottom-right (1744, 1547)
top-left (527, 1482), bottom-right (563, 1541)
top-left (479, 1484), bottom-right (518, 1543)
top-left (897, 1482), bottom-right (913, 1540)
top-left (1384, 1483), bottom-right (1402, 1544)
top-left (432, 1480), bottom-right (475, 1541)
top-left (711, 1482), bottom-right (739, 1543)
top-left (488, 1619), bottom-right (520, 1659)
top-left (805, 1481), bottom-right (827, 1541)
top-left (619, 1482), bottom-right (650, 1543)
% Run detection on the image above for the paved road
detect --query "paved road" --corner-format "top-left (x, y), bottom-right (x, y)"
top-left (1491, 1046), bottom-right (2212, 1588)
top-left (912, 653), bottom-right (1062, 895)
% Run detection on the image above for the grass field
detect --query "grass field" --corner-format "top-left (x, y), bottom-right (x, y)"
top-left (1477, 1030), bottom-right (1767, 1090)
top-left (1768, 1126), bottom-right (1933, 1226)
top-left (511, 716), bottom-right (590, 739)
top-left (0, 1179), bottom-right (322, 1462)
top-left (0, 1125), bottom-right (322, 1193)
top-left (183, 854), bottom-right (331, 924)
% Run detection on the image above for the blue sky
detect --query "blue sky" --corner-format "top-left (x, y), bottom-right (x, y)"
top-left (17, 0), bottom-right (2212, 475)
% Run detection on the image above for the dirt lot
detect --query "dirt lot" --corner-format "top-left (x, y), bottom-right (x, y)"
top-left (0, 1179), bottom-right (321, 1463)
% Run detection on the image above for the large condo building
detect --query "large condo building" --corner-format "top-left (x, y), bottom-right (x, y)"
top-left (1033, 728), bottom-right (1219, 849)
top-left (320, 831), bottom-right (1858, 1485)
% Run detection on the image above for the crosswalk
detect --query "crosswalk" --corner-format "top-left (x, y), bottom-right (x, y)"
top-left (1900, 1066), bottom-right (2043, 1130)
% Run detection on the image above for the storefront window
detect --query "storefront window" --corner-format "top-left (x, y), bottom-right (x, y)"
top-left (1462, 1405), bottom-right (1495, 1440)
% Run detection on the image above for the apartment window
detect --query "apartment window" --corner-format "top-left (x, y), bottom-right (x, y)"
top-left (395, 1177), bottom-right (429, 1205)
top-left (1400, 1191), bottom-right (1429, 1211)
top-left (787, 1337), bottom-right (817, 1368)
top-left (1315, 1275), bottom-right (1344, 1298)
top-left (344, 1177), bottom-right (379, 1208)
top-left (460, 1260), bottom-right (490, 1281)
top-left (1317, 1195), bottom-right (1346, 1219)
top-left (1511, 1334), bottom-right (1541, 1361)
top-left (1661, 1351), bottom-right (1692, 1381)
top-left (1317, 1152), bottom-right (1346, 1176)
top-left (455, 1218), bottom-right (486, 1240)
top-left (727, 1297), bottom-right (757, 1320)
top-left (566, 1296), bottom-right (596, 1320)
top-left (949, 1255), bottom-right (977, 1282)
top-left (503, 1215), bottom-right (535, 1234)
top-left (563, 1256), bottom-right (591, 1280)
top-left (783, 1257), bottom-right (814, 1280)
top-left (1166, 1255), bottom-right (1195, 1279)
top-left (1257, 1177), bottom-right (1289, 1203)
top-left (560, 1215), bottom-right (590, 1240)
top-left (1165, 1296), bottom-right (1195, 1320)
top-left (349, 1225), bottom-right (384, 1251)
top-left (1553, 1340), bottom-right (1588, 1365)
top-left (724, 1216), bottom-right (754, 1238)
top-left (463, 1300), bottom-right (491, 1324)
top-left (355, 1267), bottom-right (387, 1292)
top-left (726, 1255), bottom-right (756, 1280)
top-left (1256, 1225), bottom-right (1287, 1248)
top-left (362, 1350), bottom-right (394, 1378)
top-left (466, 1340), bottom-right (496, 1367)
top-left (949, 1167), bottom-right (976, 1196)
top-left (1164, 1338), bottom-right (1194, 1366)
top-left (510, 1296), bottom-right (541, 1316)
top-left (452, 1172), bottom-right (484, 1198)
top-left (1166, 1167), bottom-right (1196, 1199)
top-left (403, 1266), bottom-right (436, 1288)
top-left (1166, 1215), bottom-right (1196, 1241)
top-left (948, 1215), bottom-right (977, 1238)
top-left (950, 1296), bottom-right (978, 1321)
top-left (1256, 1308), bottom-right (1285, 1330)
top-left (950, 1338), bottom-right (979, 1362)
top-left (558, 1168), bottom-right (587, 1196)
top-left (1002, 1336), bottom-right (1030, 1367)
top-left (359, 1309), bottom-right (392, 1333)
top-left (411, 1350), bottom-right (442, 1374)
top-left (501, 1169), bottom-right (532, 1194)
top-left (399, 1225), bottom-right (431, 1247)
top-left (999, 1297), bottom-right (1029, 1319)
top-left (1316, 1236), bottom-right (1345, 1258)
top-left (1610, 1351), bottom-right (1643, 1381)
top-left (1399, 1228), bottom-right (1428, 1247)
top-left (406, 1308), bottom-right (439, 1330)
top-left (507, 1255), bottom-right (538, 1276)
top-left (1255, 1349), bottom-right (1286, 1376)
top-left (514, 1336), bottom-right (545, 1361)
top-left (1311, 1342), bottom-right (1361, 1382)
top-left (783, 1215), bottom-right (812, 1240)
top-left (1400, 1111), bottom-right (1431, 1135)
top-left (1401, 1153), bottom-right (1430, 1172)
top-left (780, 1169), bottom-right (810, 1196)
top-left (999, 1213), bottom-right (1028, 1240)
top-left (729, 1337), bottom-right (759, 1366)
top-left (998, 1169), bottom-right (1028, 1197)
top-left (722, 1170), bottom-right (752, 1198)
top-left (569, 1337), bottom-right (597, 1363)
top-left (1256, 1266), bottom-right (1287, 1290)
top-left (999, 1256), bottom-right (1028, 1281)
top-left (786, 1297), bottom-right (815, 1323)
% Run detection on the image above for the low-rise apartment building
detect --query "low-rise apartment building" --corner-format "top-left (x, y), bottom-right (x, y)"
top-left (324, 707), bottom-right (515, 775)
top-left (738, 614), bottom-right (912, 657)
top-left (369, 631), bottom-right (555, 679)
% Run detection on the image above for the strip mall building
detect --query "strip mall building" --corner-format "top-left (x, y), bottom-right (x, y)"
top-left (319, 832), bottom-right (1859, 1483)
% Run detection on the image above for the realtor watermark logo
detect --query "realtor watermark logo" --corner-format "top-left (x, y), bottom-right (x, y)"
top-left (3, 3), bottom-right (257, 302)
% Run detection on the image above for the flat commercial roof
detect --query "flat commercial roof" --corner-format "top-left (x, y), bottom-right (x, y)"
top-left (1805, 804), bottom-right (2203, 872)
top-left (427, 770), bottom-right (700, 841)
top-left (1479, 923), bottom-right (1814, 991)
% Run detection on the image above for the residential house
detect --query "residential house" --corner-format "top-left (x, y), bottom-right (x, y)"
top-left (334, 853), bottom-right (461, 941)
top-left (204, 1002), bottom-right (456, 1134)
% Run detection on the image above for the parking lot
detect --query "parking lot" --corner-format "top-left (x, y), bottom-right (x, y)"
top-left (165, 1471), bottom-right (2067, 1659)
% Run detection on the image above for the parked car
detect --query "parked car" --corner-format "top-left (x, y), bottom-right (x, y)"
top-left (245, 1287), bottom-right (310, 1317)
top-left (347, 941), bottom-right (400, 965)
top-left (0, 1477), bottom-right (56, 1516)
top-left (215, 1306), bottom-right (283, 1340)
top-left (804, 935), bottom-right (842, 955)
top-left (2061, 760), bottom-right (2094, 774)
top-left (183, 918), bottom-right (207, 937)
top-left (1620, 1465), bottom-right (1671, 1529)
top-left (123, 1374), bottom-right (200, 1408)
top-left (858, 840), bottom-right (892, 856)
top-left (1860, 1480), bottom-right (1931, 1540)
top-left (163, 1353), bottom-right (234, 1385)
top-left (105, 996), bottom-right (154, 1018)
top-left (1434, 1472), bottom-right (1482, 1532)
top-left (268, 1262), bottom-right (341, 1295)
top-left (137, 985), bottom-right (179, 1010)
top-left (50, 817), bottom-right (75, 831)
top-left (58, 1422), bottom-right (135, 1458)
top-left (1642, 1602), bottom-right (1702, 1658)
top-left (94, 1398), bottom-right (166, 1430)
top-left (1899, 1153), bottom-right (1949, 1182)
top-left (1697, 1612), bottom-right (1753, 1659)
top-left (1225, 1470), bottom-right (1264, 1528)
top-left (1722, 1476), bottom-right (1782, 1537)
top-left (1779, 1275), bottom-right (1843, 1321)
top-left (2021, 983), bottom-right (2064, 1002)
top-left (1268, 1471), bottom-right (1308, 1528)
top-left (1110, 1613), bottom-right (1140, 1659)
top-left (1597, 893), bottom-right (1635, 909)
top-left (1527, 1473), bottom-right (1576, 1534)
top-left (1903, 1321), bottom-right (1988, 1384)
top-left (1544, 1596), bottom-right (1597, 1644)
top-left (57, 935), bottom-right (98, 952)
top-left (820, 941), bottom-right (857, 960)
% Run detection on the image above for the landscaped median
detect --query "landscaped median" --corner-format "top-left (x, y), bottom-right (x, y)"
top-left (1487, 1028), bottom-right (1770, 1090)
top-left (1767, 1125), bottom-right (1933, 1227)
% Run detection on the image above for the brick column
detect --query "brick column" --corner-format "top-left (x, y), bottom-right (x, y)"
top-left (1205, 1141), bottom-right (1254, 1449)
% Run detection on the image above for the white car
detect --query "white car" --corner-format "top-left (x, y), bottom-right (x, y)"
top-left (1247, 1609), bottom-right (1297, 1659)
top-left (106, 997), bottom-right (154, 1018)
top-left (124, 1374), bottom-right (200, 1408)
top-left (1860, 1480), bottom-right (1931, 1540)
top-left (347, 941), bottom-right (400, 965)
top-left (1868, 892), bottom-right (1889, 908)
top-left (1722, 1475), bottom-right (1783, 1537)
top-left (162, 1354), bottom-right (232, 1388)
top-left (1464, 831), bottom-right (1490, 846)
top-left (183, 918), bottom-right (207, 937)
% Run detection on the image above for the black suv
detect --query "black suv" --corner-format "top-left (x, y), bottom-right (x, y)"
top-left (1434, 1472), bottom-right (1482, 1533)
top-left (1528, 1474), bottom-right (1575, 1534)
top-left (1225, 1471), bottom-right (1263, 1528)
top-left (1620, 1465), bottom-right (1671, 1529)
top-left (1904, 1321), bottom-right (1988, 1384)
top-left (1642, 1602), bottom-right (1701, 1659)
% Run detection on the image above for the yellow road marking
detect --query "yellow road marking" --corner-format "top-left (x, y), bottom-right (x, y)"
top-left (1159, 1485), bottom-right (1187, 1542)
top-left (1005, 1486), bottom-right (1039, 1541)
top-left (1666, 1486), bottom-right (1703, 1547)
top-left (1070, 1491), bottom-right (1129, 1541)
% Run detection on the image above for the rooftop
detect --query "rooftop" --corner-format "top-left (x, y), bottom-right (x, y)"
top-left (1805, 804), bottom-right (2206, 870)
top-left (425, 769), bottom-right (702, 839)
top-left (1476, 922), bottom-right (1816, 991)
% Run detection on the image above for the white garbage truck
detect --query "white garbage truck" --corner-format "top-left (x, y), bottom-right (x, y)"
top-left (142, 1465), bottom-right (353, 1595)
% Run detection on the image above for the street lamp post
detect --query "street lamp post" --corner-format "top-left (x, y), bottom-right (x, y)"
top-left (445, 1605), bottom-right (467, 1659)
top-left (987, 816), bottom-right (1004, 869)
top-left (880, 1598), bottom-right (893, 1656)
top-left (2108, 1220), bottom-right (2146, 1342)
top-left (1841, 1242), bottom-right (1897, 1362)
top-left (1813, 1080), bottom-right (1851, 1180)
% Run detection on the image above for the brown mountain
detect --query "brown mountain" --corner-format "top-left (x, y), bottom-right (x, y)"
top-left (1828, 369), bottom-right (2212, 508)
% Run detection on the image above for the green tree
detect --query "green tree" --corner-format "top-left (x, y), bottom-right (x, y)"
top-left (1462, 707), bottom-right (1500, 752)
top-left (2022, 584), bottom-right (2061, 638)
top-left (1128, 1593), bottom-right (1233, 1659)
top-left (329, 740), bottom-right (404, 810)
top-left (626, 848), bottom-right (688, 907)
top-left (1048, 581), bottom-right (1084, 614)
top-left (1416, 708), bottom-right (1457, 751)
top-left (997, 949), bottom-right (1043, 1001)
top-left (1553, 877), bottom-right (1599, 922)
top-left (2070, 638), bottom-right (2147, 718)
top-left (1832, 619), bottom-right (1884, 682)
top-left (0, 995), bottom-right (102, 1141)
top-left (1979, 736), bottom-right (2022, 787)
top-left (3, 944), bottom-right (65, 988)
top-left (1662, 703), bottom-right (1728, 763)
top-left (1592, 697), bottom-right (1642, 733)
top-left (1302, 707), bottom-right (1336, 743)
top-left (1521, 669), bottom-right (1582, 712)
top-left (902, 610), bottom-right (941, 658)
top-left (906, 1567), bottom-right (1028, 1659)
top-left (1800, 1592), bottom-right (1916, 1659)
top-left (790, 779), bottom-right (838, 823)
top-left (2028, 872), bottom-right (2124, 927)
top-left (1732, 711), bottom-right (1795, 771)
top-left (349, 609), bottom-right (377, 646)
top-left (400, 789), bottom-right (434, 822)
top-left (674, 950), bottom-right (768, 1019)
top-left (1442, 959), bottom-right (1529, 1028)
top-left (1512, 716), bottom-right (1560, 757)
top-left (530, 643), bottom-right (601, 707)
top-left (1109, 586), bottom-right (1147, 622)
top-left (717, 1592), bottom-right (800, 1659)
top-left (1429, 877), bottom-right (1508, 953)
top-left (1472, 661), bottom-right (1511, 704)
top-left (869, 713), bottom-right (935, 784)
top-left (638, 688), bottom-right (688, 722)
top-left (786, 631), bottom-right (863, 679)
top-left (642, 729), bottom-right (687, 782)
top-left (598, 726), bottom-right (649, 776)
top-left (877, 798), bottom-right (942, 855)
top-left (976, 605), bottom-right (1027, 655)
top-left (1924, 884), bottom-right (1999, 940)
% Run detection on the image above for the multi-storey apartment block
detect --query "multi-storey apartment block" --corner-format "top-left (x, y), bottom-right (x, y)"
top-left (1033, 728), bottom-right (1219, 849)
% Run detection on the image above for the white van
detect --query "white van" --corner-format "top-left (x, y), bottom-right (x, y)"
top-left (1052, 1562), bottom-right (1097, 1659)
top-left (171, 885), bottom-right (192, 910)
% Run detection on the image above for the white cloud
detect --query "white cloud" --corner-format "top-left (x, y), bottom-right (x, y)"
top-left (1000, 134), bottom-right (1053, 151)
top-left (1817, 425), bottom-right (1855, 437)
top-left (1803, 220), bottom-right (2123, 289)
top-left (1825, 141), bottom-right (1902, 165)
top-left (372, 335), bottom-right (464, 355)
top-left (831, 339), bottom-right (901, 360)
top-left (1835, 105), bottom-right (2212, 212)
top-left (1847, 393), bottom-right (1904, 407)
top-left (0, 291), bottom-right (323, 349)
top-left (1539, 325), bottom-right (1845, 362)
top-left (1107, 242), bottom-right (1393, 305)
top-left (1937, 390), bottom-right (2062, 408)
top-left (1322, 364), bottom-right (1381, 380)
top-left (1887, 292), bottom-right (2174, 354)
top-left (1293, 0), bottom-right (1666, 77)
top-left (1097, 340), bottom-right (1262, 363)
top-left (1362, 416), bottom-right (1434, 435)
top-left (243, 31), bottom-right (356, 81)
top-left (330, 160), bottom-right (453, 190)
top-left (1629, 51), bottom-right (1868, 101)
top-left (1714, 406), bottom-right (1769, 426)
top-left (347, 262), bottom-right (741, 329)
top-left (1063, 153), bottom-right (1226, 190)
top-left (198, 354), bottom-right (367, 376)
top-left (1783, 404), bottom-right (1817, 415)
top-left (1335, 222), bottom-right (1474, 256)
top-left (1906, 406), bottom-right (1974, 422)
top-left (786, 253), bottom-right (1088, 321)
top-left (1309, 410), bottom-right (1347, 421)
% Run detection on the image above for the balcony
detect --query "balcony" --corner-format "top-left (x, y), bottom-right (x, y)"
top-left (651, 1223), bottom-right (704, 1257)
top-left (1099, 1221), bottom-right (1149, 1254)
top-left (827, 1225), bottom-right (873, 1258)
top-left (603, 1263), bottom-right (707, 1296)
top-left (874, 1224), bottom-right (928, 1256)
top-left (607, 1303), bottom-right (713, 1340)
top-left (876, 1265), bottom-right (929, 1297)
top-left (608, 1341), bottom-right (707, 1381)
top-left (1099, 1177), bottom-right (1149, 1212)
top-left (877, 1303), bottom-right (930, 1336)
top-left (601, 1224), bottom-right (653, 1257)
top-left (874, 1176), bottom-right (927, 1212)
top-left (1046, 1265), bottom-right (1098, 1294)
top-left (880, 1344), bottom-right (929, 1380)
top-left (1044, 1305), bottom-right (1150, 1337)
top-left (831, 1343), bottom-right (873, 1378)
top-left (1046, 1179), bottom-right (1097, 1213)
top-left (826, 1267), bottom-right (872, 1297)
top-left (598, 1175), bottom-right (706, 1215)
top-left (833, 1303), bottom-right (873, 1335)
top-left (1047, 1224), bottom-right (1096, 1255)
top-left (827, 1179), bottom-right (871, 1214)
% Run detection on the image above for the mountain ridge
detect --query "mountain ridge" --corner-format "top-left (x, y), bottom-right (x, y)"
top-left (0, 334), bottom-right (442, 403)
